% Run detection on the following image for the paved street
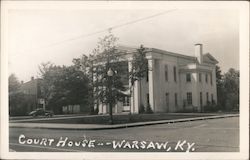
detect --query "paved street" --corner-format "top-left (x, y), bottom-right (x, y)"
top-left (9, 117), bottom-right (239, 152)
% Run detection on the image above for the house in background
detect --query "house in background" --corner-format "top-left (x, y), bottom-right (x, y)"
top-left (96, 44), bottom-right (218, 114)
top-left (19, 77), bottom-right (44, 112)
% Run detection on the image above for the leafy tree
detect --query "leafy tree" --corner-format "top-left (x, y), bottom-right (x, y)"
top-left (216, 65), bottom-right (222, 84)
top-left (8, 74), bottom-right (35, 116)
top-left (9, 74), bottom-right (21, 93)
top-left (216, 66), bottom-right (239, 111)
top-left (72, 54), bottom-right (96, 114)
top-left (216, 65), bottom-right (226, 110)
top-left (38, 62), bottom-right (60, 111)
top-left (53, 66), bottom-right (89, 110)
top-left (89, 31), bottom-right (126, 124)
top-left (9, 74), bottom-right (21, 115)
top-left (9, 92), bottom-right (36, 116)
top-left (38, 62), bottom-right (89, 114)
top-left (129, 45), bottom-right (149, 113)
top-left (223, 68), bottom-right (239, 110)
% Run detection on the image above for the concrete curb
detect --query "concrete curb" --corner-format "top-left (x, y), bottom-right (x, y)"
top-left (9, 114), bottom-right (239, 130)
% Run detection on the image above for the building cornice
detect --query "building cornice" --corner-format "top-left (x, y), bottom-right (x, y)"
top-left (179, 63), bottom-right (214, 73)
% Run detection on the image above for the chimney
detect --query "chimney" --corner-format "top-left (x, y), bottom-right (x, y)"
top-left (31, 76), bottom-right (34, 81)
top-left (195, 43), bottom-right (203, 64)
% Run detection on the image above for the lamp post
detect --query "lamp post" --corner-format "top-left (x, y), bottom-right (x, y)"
top-left (107, 68), bottom-right (114, 124)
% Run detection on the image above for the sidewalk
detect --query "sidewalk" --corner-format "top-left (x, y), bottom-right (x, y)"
top-left (9, 114), bottom-right (239, 130)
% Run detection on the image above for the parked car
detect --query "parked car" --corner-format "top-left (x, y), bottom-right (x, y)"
top-left (29, 108), bottom-right (54, 118)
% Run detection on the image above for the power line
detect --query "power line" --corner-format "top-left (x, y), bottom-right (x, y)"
top-left (22, 9), bottom-right (177, 52)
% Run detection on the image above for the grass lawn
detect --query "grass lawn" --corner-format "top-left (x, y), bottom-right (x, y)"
top-left (20, 113), bottom-right (220, 125)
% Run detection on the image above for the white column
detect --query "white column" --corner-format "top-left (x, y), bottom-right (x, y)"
top-left (103, 104), bottom-right (107, 114)
top-left (148, 59), bottom-right (155, 112)
top-left (212, 67), bottom-right (217, 103)
top-left (134, 80), bottom-right (140, 114)
top-left (115, 103), bottom-right (118, 113)
top-left (128, 60), bottom-right (140, 114)
top-left (98, 101), bottom-right (102, 114)
top-left (128, 60), bottom-right (134, 113)
top-left (194, 72), bottom-right (200, 112)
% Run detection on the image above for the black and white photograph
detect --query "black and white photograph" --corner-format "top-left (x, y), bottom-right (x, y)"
top-left (1, 1), bottom-right (249, 160)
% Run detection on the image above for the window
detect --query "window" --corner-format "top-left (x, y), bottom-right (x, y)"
top-left (199, 73), bottom-right (202, 82)
top-left (186, 73), bottom-right (191, 82)
top-left (122, 96), bottom-right (130, 106)
top-left (187, 92), bottom-right (192, 105)
top-left (147, 93), bottom-right (150, 106)
top-left (175, 93), bottom-right (178, 106)
top-left (205, 74), bottom-right (208, 83)
top-left (206, 92), bottom-right (209, 104)
top-left (165, 65), bottom-right (168, 81)
top-left (173, 66), bottom-right (177, 82)
top-left (210, 73), bottom-right (213, 85)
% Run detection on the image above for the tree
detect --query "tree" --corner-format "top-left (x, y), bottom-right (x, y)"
top-left (73, 54), bottom-right (96, 114)
top-left (90, 31), bottom-right (126, 124)
top-left (216, 65), bottom-right (226, 110)
top-left (9, 92), bottom-right (34, 116)
top-left (129, 45), bottom-right (149, 113)
top-left (9, 74), bottom-right (21, 115)
top-left (216, 66), bottom-right (239, 111)
top-left (9, 74), bottom-right (21, 93)
top-left (8, 74), bottom-right (33, 116)
top-left (38, 62), bottom-right (60, 111)
top-left (38, 62), bottom-right (90, 114)
top-left (223, 68), bottom-right (239, 110)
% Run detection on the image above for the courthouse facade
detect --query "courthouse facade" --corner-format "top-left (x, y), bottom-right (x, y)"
top-left (97, 44), bottom-right (218, 114)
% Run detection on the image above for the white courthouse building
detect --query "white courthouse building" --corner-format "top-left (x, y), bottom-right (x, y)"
top-left (97, 44), bottom-right (218, 114)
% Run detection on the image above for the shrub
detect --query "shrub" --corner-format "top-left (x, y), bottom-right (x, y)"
top-left (9, 93), bottom-right (36, 116)
top-left (92, 106), bottom-right (99, 115)
top-left (204, 101), bottom-right (218, 112)
top-left (139, 104), bottom-right (145, 113)
top-left (177, 108), bottom-right (194, 113)
top-left (146, 104), bottom-right (153, 114)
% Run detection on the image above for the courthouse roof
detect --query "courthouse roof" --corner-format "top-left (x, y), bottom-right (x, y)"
top-left (116, 45), bottom-right (218, 63)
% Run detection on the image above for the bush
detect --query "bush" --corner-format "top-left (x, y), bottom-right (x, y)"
top-left (146, 104), bottom-right (153, 114)
top-left (9, 93), bottom-right (36, 116)
top-left (93, 106), bottom-right (99, 115)
top-left (204, 101), bottom-right (218, 112)
top-left (139, 104), bottom-right (145, 114)
top-left (177, 108), bottom-right (195, 113)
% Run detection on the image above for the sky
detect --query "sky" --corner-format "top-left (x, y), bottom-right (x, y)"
top-left (7, 2), bottom-right (239, 82)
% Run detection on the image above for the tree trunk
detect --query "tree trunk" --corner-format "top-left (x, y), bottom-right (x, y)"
top-left (139, 79), bottom-right (142, 110)
top-left (109, 102), bottom-right (113, 124)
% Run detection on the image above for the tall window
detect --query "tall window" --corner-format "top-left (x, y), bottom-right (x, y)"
top-left (165, 65), bottom-right (168, 81)
top-left (166, 93), bottom-right (169, 112)
top-left (186, 73), bottom-right (191, 82)
top-left (205, 74), bottom-right (208, 83)
top-left (187, 92), bottom-right (192, 105)
top-left (210, 73), bottom-right (213, 85)
top-left (175, 93), bottom-right (178, 106)
top-left (199, 73), bottom-right (202, 82)
top-left (173, 66), bottom-right (177, 82)
top-left (122, 96), bottom-right (130, 106)
top-left (206, 92), bottom-right (209, 104)
top-left (211, 94), bottom-right (214, 103)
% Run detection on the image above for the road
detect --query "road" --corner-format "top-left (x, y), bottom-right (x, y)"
top-left (9, 117), bottom-right (239, 152)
